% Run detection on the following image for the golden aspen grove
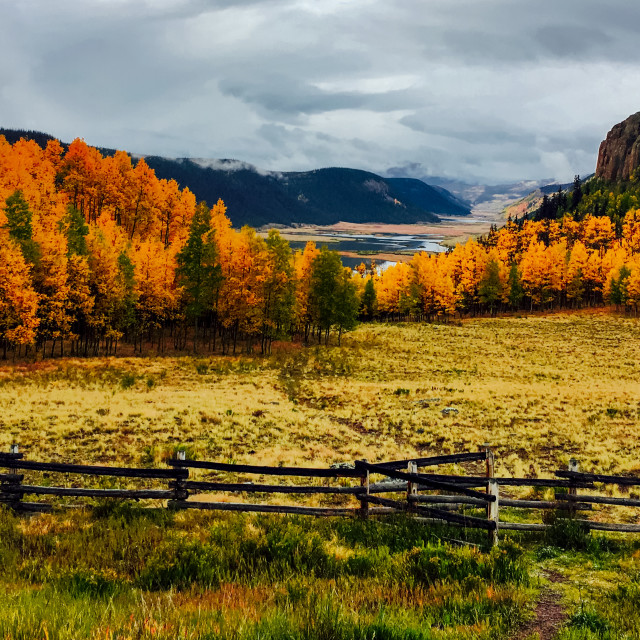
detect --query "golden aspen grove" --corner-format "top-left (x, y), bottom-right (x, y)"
top-left (2, 135), bottom-right (640, 361)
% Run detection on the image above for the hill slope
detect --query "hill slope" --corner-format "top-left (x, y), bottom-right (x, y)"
top-left (384, 177), bottom-right (470, 216)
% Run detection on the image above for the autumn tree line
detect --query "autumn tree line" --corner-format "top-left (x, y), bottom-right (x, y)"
top-left (0, 136), bottom-right (359, 358)
top-left (1, 135), bottom-right (640, 360)
top-left (372, 211), bottom-right (640, 320)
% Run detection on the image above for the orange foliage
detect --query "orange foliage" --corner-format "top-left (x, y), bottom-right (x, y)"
top-left (2, 132), bottom-right (640, 355)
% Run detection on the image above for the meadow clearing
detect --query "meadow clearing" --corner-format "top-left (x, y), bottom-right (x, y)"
top-left (1, 311), bottom-right (639, 477)
top-left (2, 311), bottom-right (640, 640)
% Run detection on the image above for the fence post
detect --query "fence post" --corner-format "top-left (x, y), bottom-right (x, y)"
top-left (169, 450), bottom-right (188, 508)
top-left (568, 458), bottom-right (579, 517)
top-left (1, 444), bottom-right (23, 511)
top-left (487, 479), bottom-right (499, 547)
top-left (359, 460), bottom-right (370, 519)
top-left (484, 443), bottom-right (495, 479)
top-left (407, 461), bottom-right (418, 512)
top-left (484, 444), bottom-right (498, 546)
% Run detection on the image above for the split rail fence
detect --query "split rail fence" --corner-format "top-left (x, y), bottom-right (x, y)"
top-left (2, 445), bottom-right (640, 546)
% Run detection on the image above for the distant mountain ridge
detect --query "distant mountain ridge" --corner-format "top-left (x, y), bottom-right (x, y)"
top-left (400, 175), bottom-right (561, 207)
top-left (0, 128), bottom-right (470, 228)
top-left (143, 160), bottom-right (470, 227)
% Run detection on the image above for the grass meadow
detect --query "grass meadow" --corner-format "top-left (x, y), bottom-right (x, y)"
top-left (1, 311), bottom-right (639, 476)
top-left (1, 311), bottom-right (640, 639)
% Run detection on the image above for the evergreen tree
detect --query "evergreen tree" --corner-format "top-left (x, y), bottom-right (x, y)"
top-left (609, 266), bottom-right (631, 307)
top-left (176, 202), bottom-right (223, 350)
top-left (309, 247), bottom-right (343, 345)
top-left (116, 252), bottom-right (137, 338)
top-left (4, 190), bottom-right (32, 242)
top-left (571, 175), bottom-right (582, 210)
top-left (536, 194), bottom-right (551, 221)
top-left (60, 205), bottom-right (89, 256)
top-left (556, 186), bottom-right (567, 214)
top-left (4, 190), bottom-right (39, 264)
top-left (333, 268), bottom-right (359, 345)
top-left (261, 229), bottom-right (295, 353)
top-left (479, 259), bottom-right (501, 314)
top-left (362, 277), bottom-right (377, 318)
top-left (507, 263), bottom-right (524, 310)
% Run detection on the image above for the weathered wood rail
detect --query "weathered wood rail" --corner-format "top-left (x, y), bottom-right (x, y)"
top-left (2, 446), bottom-right (640, 545)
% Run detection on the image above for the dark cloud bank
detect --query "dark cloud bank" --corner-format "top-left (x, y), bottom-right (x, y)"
top-left (1, 0), bottom-right (640, 184)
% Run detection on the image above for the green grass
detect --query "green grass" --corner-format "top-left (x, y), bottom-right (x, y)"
top-left (525, 528), bottom-right (640, 640)
top-left (3, 503), bottom-right (640, 638)
top-left (0, 505), bottom-right (532, 639)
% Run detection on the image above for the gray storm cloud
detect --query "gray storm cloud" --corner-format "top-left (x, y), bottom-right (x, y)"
top-left (1, 0), bottom-right (640, 183)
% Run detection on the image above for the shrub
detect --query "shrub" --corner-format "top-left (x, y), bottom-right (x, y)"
top-left (404, 539), bottom-right (527, 587)
top-left (119, 373), bottom-right (136, 389)
top-left (57, 570), bottom-right (123, 599)
top-left (545, 516), bottom-right (591, 551)
top-left (569, 605), bottom-right (610, 635)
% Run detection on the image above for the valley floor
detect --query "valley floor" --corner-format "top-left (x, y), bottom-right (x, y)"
top-left (262, 203), bottom-right (501, 262)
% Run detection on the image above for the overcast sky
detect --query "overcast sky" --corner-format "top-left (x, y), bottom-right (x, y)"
top-left (2, 0), bottom-right (640, 184)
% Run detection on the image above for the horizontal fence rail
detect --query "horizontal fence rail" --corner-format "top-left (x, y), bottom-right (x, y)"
top-left (6, 486), bottom-right (177, 500)
top-left (375, 452), bottom-right (488, 470)
top-left (0, 459), bottom-right (187, 479)
top-left (2, 446), bottom-right (640, 546)
top-left (556, 470), bottom-right (640, 486)
top-left (167, 459), bottom-right (362, 478)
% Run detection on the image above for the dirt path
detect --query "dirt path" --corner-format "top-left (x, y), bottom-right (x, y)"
top-left (513, 572), bottom-right (567, 640)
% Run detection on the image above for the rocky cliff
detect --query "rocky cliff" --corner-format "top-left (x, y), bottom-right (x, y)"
top-left (596, 111), bottom-right (640, 181)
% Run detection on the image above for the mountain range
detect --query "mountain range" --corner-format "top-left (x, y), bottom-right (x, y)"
top-left (0, 128), bottom-right (470, 228)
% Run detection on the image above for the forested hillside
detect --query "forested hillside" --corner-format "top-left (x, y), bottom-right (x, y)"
top-left (127, 160), bottom-right (460, 226)
top-left (1, 134), bottom-right (640, 363)
top-left (534, 173), bottom-right (640, 231)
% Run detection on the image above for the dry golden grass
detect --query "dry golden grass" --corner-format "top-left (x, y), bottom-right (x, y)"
top-left (1, 311), bottom-right (639, 483)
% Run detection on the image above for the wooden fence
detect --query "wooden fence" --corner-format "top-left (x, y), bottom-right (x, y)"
top-left (2, 445), bottom-right (640, 546)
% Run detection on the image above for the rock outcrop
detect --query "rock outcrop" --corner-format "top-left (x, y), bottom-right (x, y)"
top-left (596, 111), bottom-right (640, 182)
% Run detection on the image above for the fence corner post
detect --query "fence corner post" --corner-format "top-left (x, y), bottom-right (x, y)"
top-left (407, 461), bottom-right (418, 513)
top-left (483, 443), bottom-right (495, 478)
top-left (358, 459), bottom-right (370, 519)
